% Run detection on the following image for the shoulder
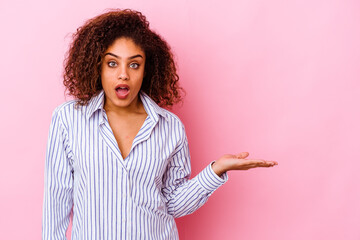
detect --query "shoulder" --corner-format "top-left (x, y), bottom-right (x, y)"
top-left (53, 99), bottom-right (77, 113)
top-left (156, 108), bottom-right (188, 148)
top-left (160, 108), bottom-right (185, 130)
top-left (52, 99), bottom-right (81, 117)
top-left (50, 99), bottom-right (85, 128)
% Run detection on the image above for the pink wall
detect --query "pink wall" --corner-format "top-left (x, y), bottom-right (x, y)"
top-left (1, 0), bottom-right (359, 239)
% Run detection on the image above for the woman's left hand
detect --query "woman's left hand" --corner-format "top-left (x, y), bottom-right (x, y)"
top-left (211, 152), bottom-right (278, 177)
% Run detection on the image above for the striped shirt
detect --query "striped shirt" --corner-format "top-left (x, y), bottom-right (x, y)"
top-left (42, 90), bottom-right (228, 240)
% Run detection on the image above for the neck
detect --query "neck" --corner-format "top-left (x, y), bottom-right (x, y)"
top-left (104, 95), bottom-right (145, 116)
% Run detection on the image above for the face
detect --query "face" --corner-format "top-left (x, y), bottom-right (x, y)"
top-left (101, 37), bottom-right (146, 112)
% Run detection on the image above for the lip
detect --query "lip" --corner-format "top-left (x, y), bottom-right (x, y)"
top-left (115, 84), bottom-right (130, 99)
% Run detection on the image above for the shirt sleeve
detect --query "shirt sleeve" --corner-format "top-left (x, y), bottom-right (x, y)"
top-left (161, 125), bottom-right (228, 218)
top-left (42, 108), bottom-right (74, 239)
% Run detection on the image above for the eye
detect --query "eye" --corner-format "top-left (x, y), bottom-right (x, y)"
top-left (129, 62), bottom-right (139, 69)
top-left (107, 61), bottom-right (117, 68)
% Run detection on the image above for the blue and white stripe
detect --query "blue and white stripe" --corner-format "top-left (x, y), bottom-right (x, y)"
top-left (42, 90), bottom-right (228, 240)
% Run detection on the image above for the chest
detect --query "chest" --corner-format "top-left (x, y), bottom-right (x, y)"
top-left (69, 112), bottom-right (182, 185)
top-left (107, 113), bottom-right (148, 159)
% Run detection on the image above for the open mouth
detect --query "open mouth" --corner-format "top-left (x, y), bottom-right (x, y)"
top-left (116, 86), bottom-right (129, 92)
top-left (115, 84), bottom-right (130, 99)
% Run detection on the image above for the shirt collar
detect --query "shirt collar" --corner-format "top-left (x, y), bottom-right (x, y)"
top-left (140, 91), bottom-right (168, 122)
top-left (85, 90), bottom-right (168, 121)
top-left (85, 90), bottom-right (105, 119)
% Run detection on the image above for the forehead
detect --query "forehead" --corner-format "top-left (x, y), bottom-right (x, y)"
top-left (105, 37), bottom-right (145, 57)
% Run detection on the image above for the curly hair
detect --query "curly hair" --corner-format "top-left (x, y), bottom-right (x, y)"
top-left (63, 9), bottom-right (183, 107)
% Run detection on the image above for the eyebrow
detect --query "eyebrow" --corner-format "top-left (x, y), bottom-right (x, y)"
top-left (104, 52), bottom-right (143, 59)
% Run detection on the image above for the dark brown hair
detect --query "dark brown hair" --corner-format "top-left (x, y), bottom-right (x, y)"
top-left (63, 9), bottom-right (183, 107)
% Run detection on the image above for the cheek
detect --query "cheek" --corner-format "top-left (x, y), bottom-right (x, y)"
top-left (100, 75), bottom-right (113, 90)
top-left (100, 69), bottom-right (115, 85)
top-left (137, 66), bottom-right (146, 80)
top-left (135, 73), bottom-right (145, 88)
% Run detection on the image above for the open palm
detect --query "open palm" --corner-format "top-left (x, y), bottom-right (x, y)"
top-left (211, 152), bottom-right (278, 176)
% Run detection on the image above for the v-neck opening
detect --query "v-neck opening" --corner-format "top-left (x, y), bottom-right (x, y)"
top-left (98, 92), bottom-right (161, 165)
top-left (121, 115), bottom-right (151, 161)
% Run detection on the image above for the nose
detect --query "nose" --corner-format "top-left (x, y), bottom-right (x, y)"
top-left (118, 65), bottom-right (129, 80)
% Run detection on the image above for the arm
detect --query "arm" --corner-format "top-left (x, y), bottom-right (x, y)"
top-left (161, 124), bottom-right (278, 219)
top-left (161, 128), bottom-right (228, 218)
top-left (42, 109), bottom-right (74, 240)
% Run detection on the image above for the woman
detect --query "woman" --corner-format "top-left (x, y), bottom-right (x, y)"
top-left (42, 9), bottom-right (277, 240)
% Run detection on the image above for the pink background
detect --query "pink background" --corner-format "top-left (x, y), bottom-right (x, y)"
top-left (0, 0), bottom-right (359, 239)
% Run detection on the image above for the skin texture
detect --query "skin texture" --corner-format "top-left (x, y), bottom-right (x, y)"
top-left (101, 37), bottom-right (148, 159)
top-left (101, 37), bottom-right (146, 113)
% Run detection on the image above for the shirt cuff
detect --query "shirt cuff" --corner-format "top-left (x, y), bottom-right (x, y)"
top-left (195, 161), bottom-right (228, 193)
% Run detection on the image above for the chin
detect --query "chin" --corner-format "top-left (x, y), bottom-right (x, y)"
top-left (115, 96), bottom-right (137, 107)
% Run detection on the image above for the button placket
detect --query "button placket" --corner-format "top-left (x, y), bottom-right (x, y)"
top-left (126, 169), bottom-right (132, 239)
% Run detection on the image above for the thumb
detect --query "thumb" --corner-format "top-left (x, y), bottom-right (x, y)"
top-left (236, 152), bottom-right (249, 159)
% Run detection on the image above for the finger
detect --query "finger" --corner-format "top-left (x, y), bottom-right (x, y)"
top-left (247, 159), bottom-right (277, 165)
top-left (260, 161), bottom-right (277, 167)
top-left (246, 159), bottom-right (276, 167)
top-left (236, 152), bottom-right (249, 159)
top-left (246, 159), bottom-right (265, 164)
top-left (265, 161), bottom-right (278, 166)
top-left (233, 160), bottom-right (276, 170)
